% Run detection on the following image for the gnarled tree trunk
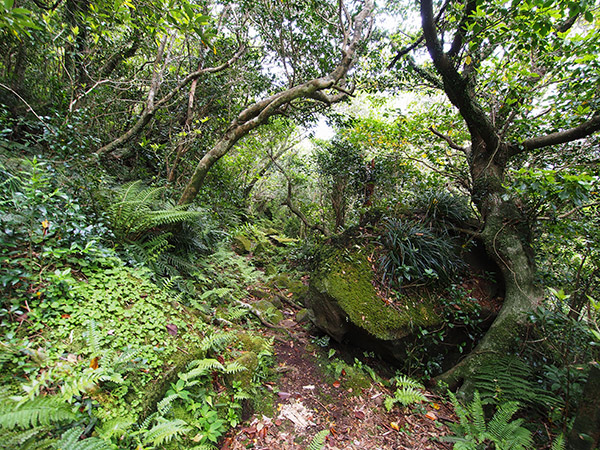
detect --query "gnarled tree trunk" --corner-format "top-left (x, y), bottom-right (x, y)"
top-left (435, 143), bottom-right (541, 389)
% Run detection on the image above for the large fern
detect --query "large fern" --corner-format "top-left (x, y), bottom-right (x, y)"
top-left (444, 391), bottom-right (533, 450)
top-left (143, 418), bottom-right (190, 446)
top-left (384, 374), bottom-right (427, 411)
top-left (0, 396), bottom-right (77, 430)
top-left (0, 426), bottom-right (55, 450)
top-left (472, 356), bottom-right (561, 411)
top-left (104, 181), bottom-right (203, 272)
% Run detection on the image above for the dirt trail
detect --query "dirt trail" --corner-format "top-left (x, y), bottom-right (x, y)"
top-left (222, 307), bottom-right (457, 450)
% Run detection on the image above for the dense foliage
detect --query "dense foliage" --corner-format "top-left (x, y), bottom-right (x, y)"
top-left (1, 0), bottom-right (599, 448)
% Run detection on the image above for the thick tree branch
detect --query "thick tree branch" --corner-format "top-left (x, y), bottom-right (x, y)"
top-left (511, 113), bottom-right (600, 156)
top-left (388, 0), bottom-right (451, 69)
top-left (178, 0), bottom-right (374, 205)
top-left (447, 0), bottom-right (477, 58)
top-left (420, 0), bottom-right (498, 151)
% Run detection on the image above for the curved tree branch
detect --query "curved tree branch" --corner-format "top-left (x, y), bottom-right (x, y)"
top-left (511, 113), bottom-right (600, 156)
top-left (96, 43), bottom-right (247, 157)
top-left (420, 0), bottom-right (498, 151)
top-left (178, 0), bottom-right (375, 205)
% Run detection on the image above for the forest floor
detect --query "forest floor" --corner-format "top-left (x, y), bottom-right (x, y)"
top-left (221, 290), bottom-right (460, 450)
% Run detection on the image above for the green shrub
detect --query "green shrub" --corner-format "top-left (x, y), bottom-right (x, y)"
top-left (415, 189), bottom-right (472, 230)
top-left (380, 218), bottom-right (463, 288)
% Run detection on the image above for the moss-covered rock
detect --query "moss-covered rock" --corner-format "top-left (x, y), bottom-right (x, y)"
top-left (234, 235), bottom-right (253, 253)
top-left (235, 332), bottom-right (271, 354)
top-left (308, 248), bottom-right (441, 344)
top-left (254, 299), bottom-right (284, 325)
top-left (229, 351), bottom-right (259, 385)
top-left (295, 308), bottom-right (310, 324)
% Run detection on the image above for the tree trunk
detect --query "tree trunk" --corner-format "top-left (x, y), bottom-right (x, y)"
top-left (434, 144), bottom-right (542, 391)
top-left (568, 363), bottom-right (600, 450)
top-left (177, 0), bottom-right (375, 205)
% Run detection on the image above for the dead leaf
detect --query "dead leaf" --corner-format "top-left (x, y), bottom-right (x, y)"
top-left (425, 411), bottom-right (437, 421)
top-left (258, 426), bottom-right (267, 439)
top-left (354, 410), bottom-right (366, 420)
top-left (390, 422), bottom-right (400, 431)
top-left (332, 380), bottom-right (341, 388)
top-left (221, 437), bottom-right (233, 450)
top-left (166, 323), bottom-right (178, 336)
top-left (432, 402), bottom-right (441, 410)
top-left (278, 391), bottom-right (292, 400)
top-left (89, 356), bottom-right (99, 370)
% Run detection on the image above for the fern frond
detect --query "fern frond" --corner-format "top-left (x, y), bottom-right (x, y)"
top-left (95, 416), bottom-right (135, 441)
top-left (393, 374), bottom-right (424, 390)
top-left (181, 359), bottom-right (225, 381)
top-left (85, 320), bottom-right (101, 356)
top-left (60, 368), bottom-right (123, 401)
top-left (108, 346), bottom-right (143, 372)
top-left (138, 411), bottom-right (158, 431)
top-left (551, 434), bottom-right (565, 450)
top-left (226, 307), bottom-right (249, 322)
top-left (157, 394), bottom-right (179, 416)
top-left (486, 400), bottom-right (521, 438)
top-left (187, 444), bottom-right (217, 450)
top-left (143, 418), bottom-right (190, 446)
top-left (55, 427), bottom-right (115, 450)
top-left (199, 331), bottom-right (236, 352)
top-left (0, 396), bottom-right (76, 429)
top-left (394, 386), bottom-right (426, 406)
top-left (472, 356), bottom-right (560, 410)
top-left (0, 426), bottom-right (51, 449)
top-left (308, 429), bottom-right (330, 450)
top-left (224, 362), bottom-right (248, 375)
top-left (471, 392), bottom-right (486, 436)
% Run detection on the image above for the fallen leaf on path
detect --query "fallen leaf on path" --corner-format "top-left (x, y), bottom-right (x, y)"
top-left (425, 411), bottom-right (437, 421)
top-left (354, 410), bottom-right (365, 420)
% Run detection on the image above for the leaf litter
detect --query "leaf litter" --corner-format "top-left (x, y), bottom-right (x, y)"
top-left (223, 292), bottom-right (457, 450)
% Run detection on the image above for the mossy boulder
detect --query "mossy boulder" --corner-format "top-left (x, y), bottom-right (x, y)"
top-left (254, 299), bottom-right (284, 325)
top-left (307, 248), bottom-right (442, 357)
top-left (234, 235), bottom-right (253, 253)
top-left (229, 351), bottom-right (259, 385)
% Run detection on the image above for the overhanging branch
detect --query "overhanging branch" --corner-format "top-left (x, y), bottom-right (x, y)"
top-left (512, 113), bottom-right (600, 156)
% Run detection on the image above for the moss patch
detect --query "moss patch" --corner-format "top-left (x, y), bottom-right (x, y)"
top-left (311, 249), bottom-right (440, 341)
